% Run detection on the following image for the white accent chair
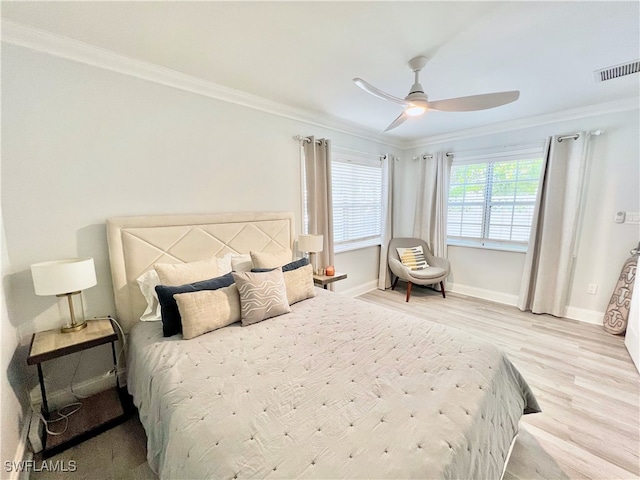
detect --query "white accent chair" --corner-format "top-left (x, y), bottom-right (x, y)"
top-left (388, 238), bottom-right (451, 302)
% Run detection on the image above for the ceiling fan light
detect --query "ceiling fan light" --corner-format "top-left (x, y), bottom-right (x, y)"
top-left (405, 105), bottom-right (426, 116)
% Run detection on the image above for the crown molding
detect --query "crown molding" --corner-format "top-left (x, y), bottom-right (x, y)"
top-left (404, 97), bottom-right (640, 149)
top-left (1, 20), bottom-right (404, 149)
top-left (3, 20), bottom-right (637, 152)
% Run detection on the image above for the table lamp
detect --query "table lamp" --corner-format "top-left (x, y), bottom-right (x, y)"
top-left (31, 257), bottom-right (97, 333)
top-left (298, 234), bottom-right (323, 275)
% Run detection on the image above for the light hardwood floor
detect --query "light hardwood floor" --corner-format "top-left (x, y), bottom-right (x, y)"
top-left (30, 288), bottom-right (639, 479)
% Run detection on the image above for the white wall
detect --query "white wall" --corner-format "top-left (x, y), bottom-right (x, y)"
top-left (1, 191), bottom-right (29, 477)
top-left (1, 44), bottom-right (399, 404)
top-left (398, 109), bottom-right (640, 320)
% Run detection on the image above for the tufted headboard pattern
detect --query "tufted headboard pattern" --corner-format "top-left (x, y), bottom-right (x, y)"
top-left (106, 212), bottom-right (295, 332)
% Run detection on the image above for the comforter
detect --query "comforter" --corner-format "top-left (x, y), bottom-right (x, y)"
top-left (128, 289), bottom-right (539, 479)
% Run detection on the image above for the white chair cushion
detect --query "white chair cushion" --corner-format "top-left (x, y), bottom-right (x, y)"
top-left (408, 266), bottom-right (446, 280)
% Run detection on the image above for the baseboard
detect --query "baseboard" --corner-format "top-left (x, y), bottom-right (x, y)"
top-left (449, 283), bottom-right (605, 325)
top-left (6, 410), bottom-right (32, 480)
top-left (29, 370), bottom-right (126, 410)
top-left (339, 280), bottom-right (378, 298)
top-left (564, 306), bottom-right (604, 325)
top-left (449, 283), bottom-right (519, 307)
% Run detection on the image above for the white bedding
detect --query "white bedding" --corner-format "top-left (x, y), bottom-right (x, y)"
top-left (128, 289), bottom-right (540, 479)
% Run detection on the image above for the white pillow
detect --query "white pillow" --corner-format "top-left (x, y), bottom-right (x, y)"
top-left (217, 252), bottom-right (233, 275)
top-left (231, 253), bottom-right (253, 272)
top-left (136, 270), bottom-right (162, 321)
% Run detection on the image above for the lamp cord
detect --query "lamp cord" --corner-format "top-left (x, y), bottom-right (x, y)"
top-left (31, 402), bottom-right (82, 436)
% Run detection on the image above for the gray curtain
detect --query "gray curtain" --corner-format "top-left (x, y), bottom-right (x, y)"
top-left (518, 133), bottom-right (589, 316)
top-left (303, 136), bottom-right (335, 273)
top-left (378, 154), bottom-right (396, 290)
top-left (413, 152), bottom-right (452, 259)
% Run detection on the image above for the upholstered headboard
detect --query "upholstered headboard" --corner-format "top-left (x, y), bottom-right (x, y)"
top-left (106, 212), bottom-right (295, 332)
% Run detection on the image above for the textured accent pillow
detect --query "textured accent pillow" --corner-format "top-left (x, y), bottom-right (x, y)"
top-left (396, 245), bottom-right (429, 270)
top-left (232, 269), bottom-right (291, 326)
top-left (250, 249), bottom-right (293, 269)
top-left (156, 273), bottom-right (235, 337)
top-left (231, 254), bottom-right (253, 272)
top-left (136, 270), bottom-right (162, 321)
top-left (154, 259), bottom-right (219, 286)
top-left (174, 285), bottom-right (241, 340)
top-left (283, 263), bottom-right (316, 305)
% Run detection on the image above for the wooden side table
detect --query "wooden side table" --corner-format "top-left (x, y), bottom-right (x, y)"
top-left (27, 317), bottom-right (131, 458)
top-left (313, 272), bottom-right (347, 289)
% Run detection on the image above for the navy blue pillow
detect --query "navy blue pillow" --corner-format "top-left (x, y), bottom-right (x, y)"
top-left (155, 273), bottom-right (235, 337)
top-left (251, 257), bottom-right (309, 273)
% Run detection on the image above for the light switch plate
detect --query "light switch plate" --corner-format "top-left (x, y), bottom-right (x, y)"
top-left (626, 212), bottom-right (640, 224)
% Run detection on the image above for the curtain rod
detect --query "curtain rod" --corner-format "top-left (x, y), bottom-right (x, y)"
top-left (293, 135), bottom-right (322, 145)
top-left (294, 136), bottom-right (385, 160)
top-left (557, 134), bottom-right (579, 143)
top-left (557, 130), bottom-right (603, 143)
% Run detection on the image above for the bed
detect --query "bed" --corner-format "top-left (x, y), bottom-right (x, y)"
top-left (106, 211), bottom-right (540, 479)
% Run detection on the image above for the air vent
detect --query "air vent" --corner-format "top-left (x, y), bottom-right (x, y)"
top-left (594, 60), bottom-right (640, 82)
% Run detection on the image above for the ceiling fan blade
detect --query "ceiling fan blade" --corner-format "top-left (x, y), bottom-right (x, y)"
top-left (427, 91), bottom-right (520, 112)
top-left (383, 112), bottom-right (408, 133)
top-left (353, 78), bottom-right (408, 106)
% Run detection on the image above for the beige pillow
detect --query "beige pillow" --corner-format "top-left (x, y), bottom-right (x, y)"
top-left (174, 285), bottom-right (241, 340)
top-left (232, 269), bottom-right (291, 326)
top-left (250, 249), bottom-right (293, 269)
top-left (154, 259), bottom-right (219, 286)
top-left (283, 263), bottom-right (315, 305)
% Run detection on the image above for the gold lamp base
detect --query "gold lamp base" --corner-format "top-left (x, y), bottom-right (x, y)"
top-left (61, 321), bottom-right (87, 334)
top-left (57, 291), bottom-right (88, 334)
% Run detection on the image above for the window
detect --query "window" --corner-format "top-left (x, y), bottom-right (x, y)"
top-left (332, 155), bottom-right (383, 251)
top-left (302, 149), bottom-right (383, 252)
top-left (447, 147), bottom-right (544, 251)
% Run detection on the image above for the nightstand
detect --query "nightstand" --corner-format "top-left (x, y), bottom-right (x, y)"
top-left (27, 317), bottom-right (131, 458)
top-left (313, 272), bottom-right (347, 289)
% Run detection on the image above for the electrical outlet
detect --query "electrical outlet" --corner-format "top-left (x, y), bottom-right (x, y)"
top-left (587, 283), bottom-right (598, 295)
top-left (28, 414), bottom-right (43, 453)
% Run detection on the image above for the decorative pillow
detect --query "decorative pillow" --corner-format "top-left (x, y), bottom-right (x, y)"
top-left (231, 269), bottom-right (291, 326)
top-left (282, 257), bottom-right (310, 272)
top-left (156, 273), bottom-right (235, 337)
top-left (251, 257), bottom-right (314, 305)
top-left (396, 245), bottom-right (429, 271)
top-left (154, 259), bottom-right (219, 286)
top-left (231, 254), bottom-right (253, 272)
top-left (283, 263), bottom-right (315, 305)
top-left (250, 249), bottom-right (293, 269)
top-left (136, 270), bottom-right (162, 321)
top-left (217, 252), bottom-right (233, 275)
top-left (174, 285), bottom-right (241, 340)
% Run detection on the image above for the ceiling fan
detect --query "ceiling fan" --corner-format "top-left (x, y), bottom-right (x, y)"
top-left (353, 56), bottom-right (520, 132)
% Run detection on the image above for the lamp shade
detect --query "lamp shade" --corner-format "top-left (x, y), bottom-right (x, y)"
top-left (298, 234), bottom-right (324, 253)
top-left (31, 258), bottom-right (97, 296)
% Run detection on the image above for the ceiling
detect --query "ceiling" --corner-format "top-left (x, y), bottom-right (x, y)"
top-left (2, 1), bottom-right (639, 142)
